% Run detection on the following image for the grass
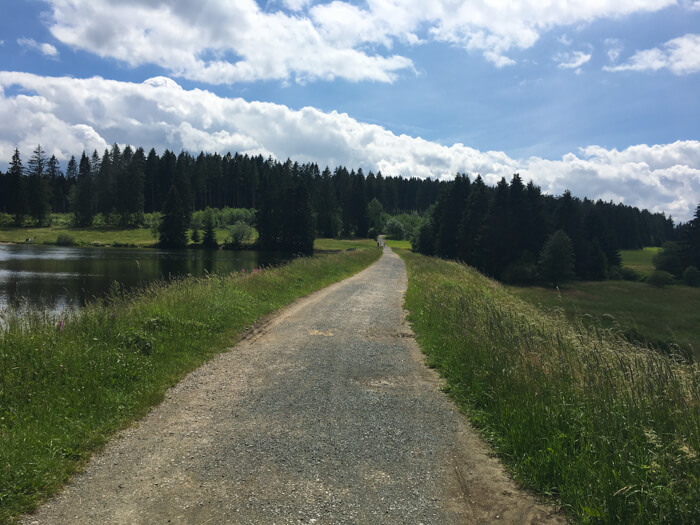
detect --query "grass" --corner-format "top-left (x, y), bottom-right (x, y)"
top-left (509, 281), bottom-right (700, 362)
top-left (313, 238), bottom-right (377, 251)
top-left (384, 239), bottom-right (411, 250)
top-left (396, 249), bottom-right (699, 524)
top-left (621, 247), bottom-right (659, 277)
top-left (0, 242), bottom-right (381, 522)
top-left (0, 224), bottom-right (235, 248)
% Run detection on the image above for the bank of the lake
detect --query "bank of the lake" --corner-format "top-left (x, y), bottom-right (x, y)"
top-left (0, 241), bottom-right (380, 522)
top-left (397, 249), bottom-right (699, 524)
top-left (0, 243), bottom-right (290, 313)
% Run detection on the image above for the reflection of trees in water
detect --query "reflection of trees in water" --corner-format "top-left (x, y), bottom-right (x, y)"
top-left (0, 245), bottom-right (291, 314)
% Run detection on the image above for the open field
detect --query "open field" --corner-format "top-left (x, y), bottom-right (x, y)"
top-left (0, 224), bottom-right (240, 248)
top-left (509, 280), bottom-right (700, 361)
top-left (397, 250), bottom-right (699, 524)
top-left (0, 242), bottom-right (381, 522)
top-left (620, 247), bottom-right (659, 276)
top-left (384, 239), bottom-right (411, 250)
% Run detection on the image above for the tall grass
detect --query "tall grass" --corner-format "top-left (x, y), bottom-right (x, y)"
top-left (398, 251), bottom-right (699, 524)
top-left (0, 244), bottom-right (381, 522)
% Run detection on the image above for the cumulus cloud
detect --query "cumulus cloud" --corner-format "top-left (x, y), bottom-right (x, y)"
top-left (0, 72), bottom-right (697, 221)
top-left (605, 34), bottom-right (700, 75)
top-left (17, 37), bottom-right (59, 57)
top-left (41, 0), bottom-right (676, 83)
top-left (555, 50), bottom-right (591, 69)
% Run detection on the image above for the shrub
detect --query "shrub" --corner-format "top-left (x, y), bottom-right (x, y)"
top-left (55, 233), bottom-right (76, 246)
top-left (647, 270), bottom-right (674, 288)
top-left (227, 221), bottom-right (253, 247)
top-left (683, 265), bottom-right (700, 287)
top-left (385, 218), bottom-right (405, 240)
top-left (610, 266), bottom-right (641, 281)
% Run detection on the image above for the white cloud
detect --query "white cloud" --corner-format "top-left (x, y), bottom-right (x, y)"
top-left (605, 34), bottom-right (700, 75)
top-left (0, 72), bottom-right (697, 221)
top-left (555, 50), bottom-right (591, 69)
top-left (17, 37), bottom-right (59, 57)
top-left (605, 38), bottom-right (622, 62)
top-left (41, 0), bottom-right (676, 83)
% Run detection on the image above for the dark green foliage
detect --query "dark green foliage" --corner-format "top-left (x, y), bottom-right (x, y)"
top-left (55, 233), bottom-right (76, 246)
top-left (158, 185), bottom-right (188, 248)
top-left (6, 148), bottom-right (27, 225)
top-left (385, 218), bottom-right (405, 240)
top-left (367, 197), bottom-right (385, 233)
top-left (73, 152), bottom-right (94, 226)
top-left (653, 241), bottom-right (684, 277)
top-left (228, 221), bottom-right (253, 247)
top-left (647, 270), bottom-right (674, 288)
top-left (201, 208), bottom-right (218, 248)
top-left (190, 227), bottom-right (201, 243)
top-left (682, 266), bottom-right (700, 287)
top-left (538, 230), bottom-right (575, 287)
top-left (27, 145), bottom-right (52, 226)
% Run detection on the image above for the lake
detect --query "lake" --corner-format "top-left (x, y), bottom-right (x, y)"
top-left (0, 244), bottom-right (289, 314)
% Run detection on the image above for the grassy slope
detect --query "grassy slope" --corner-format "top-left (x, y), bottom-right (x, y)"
top-left (620, 247), bottom-right (659, 277)
top-left (397, 249), bottom-right (699, 524)
top-left (384, 239), bottom-right (411, 250)
top-left (509, 281), bottom-right (700, 361)
top-left (0, 242), bottom-right (381, 522)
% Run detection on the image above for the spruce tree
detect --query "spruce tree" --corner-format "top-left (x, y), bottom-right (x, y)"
top-left (6, 148), bottom-right (27, 225)
top-left (27, 144), bottom-right (51, 225)
top-left (73, 152), bottom-right (94, 226)
top-left (201, 208), bottom-right (218, 248)
top-left (158, 185), bottom-right (188, 248)
top-left (538, 230), bottom-right (576, 287)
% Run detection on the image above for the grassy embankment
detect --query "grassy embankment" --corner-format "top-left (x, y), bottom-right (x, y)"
top-left (397, 250), bottom-right (699, 524)
top-left (0, 213), bottom-right (248, 248)
top-left (509, 247), bottom-right (699, 361)
top-left (0, 240), bottom-right (380, 522)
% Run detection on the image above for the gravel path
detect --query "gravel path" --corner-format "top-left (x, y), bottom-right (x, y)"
top-left (23, 247), bottom-right (565, 524)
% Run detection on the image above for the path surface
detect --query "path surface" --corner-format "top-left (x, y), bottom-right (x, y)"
top-left (24, 248), bottom-right (565, 524)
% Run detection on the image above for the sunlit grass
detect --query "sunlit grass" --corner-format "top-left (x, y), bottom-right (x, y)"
top-left (0, 245), bottom-right (381, 522)
top-left (313, 238), bottom-right (377, 251)
top-left (398, 251), bottom-right (699, 524)
top-left (621, 247), bottom-right (659, 277)
top-left (384, 239), bottom-right (411, 250)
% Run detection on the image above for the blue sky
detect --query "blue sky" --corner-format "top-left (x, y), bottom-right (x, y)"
top-left (1, 0), bottom-right (699, 220)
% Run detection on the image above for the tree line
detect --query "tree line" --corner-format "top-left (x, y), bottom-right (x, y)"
top-left (412, 173), bottom-right (679, 284)
top-left (0, 145), bottom-right (686, 266)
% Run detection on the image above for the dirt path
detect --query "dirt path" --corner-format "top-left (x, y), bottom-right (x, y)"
top-left (23, 248), bottom-right (565, 524)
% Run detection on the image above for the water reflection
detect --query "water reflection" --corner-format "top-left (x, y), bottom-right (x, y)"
top-left (0, 244), bottom-right (289, 313)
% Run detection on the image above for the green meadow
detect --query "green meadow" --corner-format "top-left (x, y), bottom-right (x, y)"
top-left (509, 280), bottom-right (700, 362)
top-left (620, 247), bottom-right (659, 277)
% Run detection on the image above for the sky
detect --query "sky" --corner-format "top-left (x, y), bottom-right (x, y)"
top-left (0, 0), bottom-right (699, 221)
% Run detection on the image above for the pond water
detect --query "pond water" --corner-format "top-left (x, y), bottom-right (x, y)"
top-left (0, 244), bottom-right (289, 314)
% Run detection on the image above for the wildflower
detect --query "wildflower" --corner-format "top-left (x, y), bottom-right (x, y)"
top-left (58, 321), bottom-right (65, 331)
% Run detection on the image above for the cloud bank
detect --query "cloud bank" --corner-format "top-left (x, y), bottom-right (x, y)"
top-left (43, 0), bottom-right (677, 83)
top-left (0, 72), bottom-right (698, 221)
top-left (605, 33), bottom-right (700, 75)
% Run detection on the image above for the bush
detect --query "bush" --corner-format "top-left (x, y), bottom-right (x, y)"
top-left (683, 265), bottom-right (700, 287)
top-left (385, 218), bottom-right (405, 240)
top-left (647, 270), bottom-right (674, 288)
top-left (227, 221), bottom-right (253, 247)
top-left (55, 233), bottom-right (76, 246)
top-left (610, 266), bottom-right (641, 282)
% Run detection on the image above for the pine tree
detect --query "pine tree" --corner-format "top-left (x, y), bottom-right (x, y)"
top-left (201, 208), bottom-right (218, 248)
top-left (158, 185), bottom-right (188, 248)
top-left (6, 148), bottom-right (27, 225)
top-left (73, 152), bottom-right (94, 226)
top-left (27, 145), bottom-right (51, 225)
top-left (538, 230), bottom-right (576, 287)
